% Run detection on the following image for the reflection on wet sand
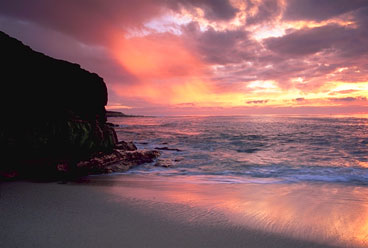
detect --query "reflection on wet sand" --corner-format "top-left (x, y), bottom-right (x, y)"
top-left (91, 174), bottom-right (368, 248)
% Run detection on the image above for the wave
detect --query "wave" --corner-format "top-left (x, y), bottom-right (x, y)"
top-left (111, 115), bottom-right (368, 186)
top-left (126, 163), bottom-right (368, 186)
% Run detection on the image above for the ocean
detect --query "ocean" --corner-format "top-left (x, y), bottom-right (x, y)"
top-left (101, 115), bottom-right (368, 247)
top-left (3, 115), bottom-right (367, 248)
top-left (110, 115), bottom-right (368, 185)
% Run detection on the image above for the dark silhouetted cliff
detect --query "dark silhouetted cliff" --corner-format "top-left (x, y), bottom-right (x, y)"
top-left (0, 31), bottom-right (119, 179)
top-left (0, 31), bottom-right (108, 120)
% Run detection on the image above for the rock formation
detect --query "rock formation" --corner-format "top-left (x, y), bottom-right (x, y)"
top-left (106, 111), bottom-right (129, 117)
top-left (0, 31), bottom-right (159, 180)
top-left (106, 111), bottom-right (142, 117)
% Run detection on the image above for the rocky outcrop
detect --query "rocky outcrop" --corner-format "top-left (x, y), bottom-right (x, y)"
top-left (106, 111), bottom-right (142, 118)
top-left (75, 149), bottom-right (160, 174)
top-left (0, 31), bottom-right (159, 180)
top-left (54, 149), bottom-right (160, 178)
top-left (106, 111), bottom-right (129, 117)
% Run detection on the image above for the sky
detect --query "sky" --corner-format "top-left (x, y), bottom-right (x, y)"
top-left (1, 0), bottom-right (368, 116)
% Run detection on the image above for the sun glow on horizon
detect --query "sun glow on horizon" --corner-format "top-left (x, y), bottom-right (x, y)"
top-left (101, 0), bottom-right (368, 115)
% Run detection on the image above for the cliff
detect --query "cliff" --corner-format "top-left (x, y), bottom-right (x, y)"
top-left (0, 31), bottom-right (159, 180)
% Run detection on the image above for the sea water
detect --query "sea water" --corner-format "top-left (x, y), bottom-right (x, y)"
top-left (110, 115), bottom-right (368, 185)
top-left (103, 115), bottom-right (368, 247)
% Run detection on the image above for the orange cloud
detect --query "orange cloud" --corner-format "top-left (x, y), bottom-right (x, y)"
top-left (110, 31), bottom-right (218, 106)
top-left (111, 33), bottom-right (204, 79)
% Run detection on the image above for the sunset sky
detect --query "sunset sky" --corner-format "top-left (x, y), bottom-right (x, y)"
top-left (1, 0), bottom-right (368, 115)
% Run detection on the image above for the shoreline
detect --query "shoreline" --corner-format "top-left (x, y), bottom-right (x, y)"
top-left (2, 174), bottom-right (366, 248)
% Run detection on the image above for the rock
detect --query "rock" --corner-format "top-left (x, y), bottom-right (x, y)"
top-left (106, 111), bottom-right (142, 118)
top-left (106, 122), bottom-right (119, 127)
top-left (74, 149), bottom-right (161, 174)
top-left (154, 158), bottom-right (175, 168)
top-left (56, 163), bottom-right (69, 172)
top-left (154, 147), bottom-right (182, 152)
top-left (115, 141), bottom-right (137, 151)
top-left (0, 171), bottom-right (18, 179)
top-left (106, 111), bottom-right (128, 117)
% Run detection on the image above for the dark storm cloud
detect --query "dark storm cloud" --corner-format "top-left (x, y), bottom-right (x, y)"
top-left (283, 0), bottom-right (368, 21)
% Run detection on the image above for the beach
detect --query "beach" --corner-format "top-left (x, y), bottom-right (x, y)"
top-left (2, 3), bottom-right (368, 246)
top-left (1, 174), bottom-right (366, 248)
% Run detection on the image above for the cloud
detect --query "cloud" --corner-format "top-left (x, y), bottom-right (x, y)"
top-left (260, 18), bottom-right (368, 89)
top-left (183, 22), bottom-right (258, 64)
top-left (112, 32), bottom-right (204, 79)
top-left (328, 90), bottom-right (358, 95)
top-left (283, 0), bottom-right (368, 21)
top-left (246, 100), bottom-right (269, 104)
top-left (246, 0), bottom-right (283, 25)
top-left (1, 0), bottom-right (368, 115)
top-left (264, 24), bottom-right (348, 57)
top-left (0, 0), bottom-right (168, 45)
top-left (354, 6), bottom-right (368, 30)
top-left (168, 0), bottom-right (238, 21)
top-left (329, 96), bottom-right (367, 102)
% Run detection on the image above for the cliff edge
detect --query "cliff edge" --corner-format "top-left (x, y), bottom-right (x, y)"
top-left (0, 31), bottom-right (159, 180)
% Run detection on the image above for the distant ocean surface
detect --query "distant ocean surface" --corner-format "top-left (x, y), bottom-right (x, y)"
top-left (109, 115), bottom-right (368, 186)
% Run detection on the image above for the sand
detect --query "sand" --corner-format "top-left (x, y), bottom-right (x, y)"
top-left (1, 174), bottom-right (364, 248)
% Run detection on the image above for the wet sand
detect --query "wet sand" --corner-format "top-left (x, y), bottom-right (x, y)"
top-left (1, 174), bottom-right (366, 248)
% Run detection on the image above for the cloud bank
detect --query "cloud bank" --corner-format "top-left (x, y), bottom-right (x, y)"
top-left (1, 0), bottom-right (368, 115)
